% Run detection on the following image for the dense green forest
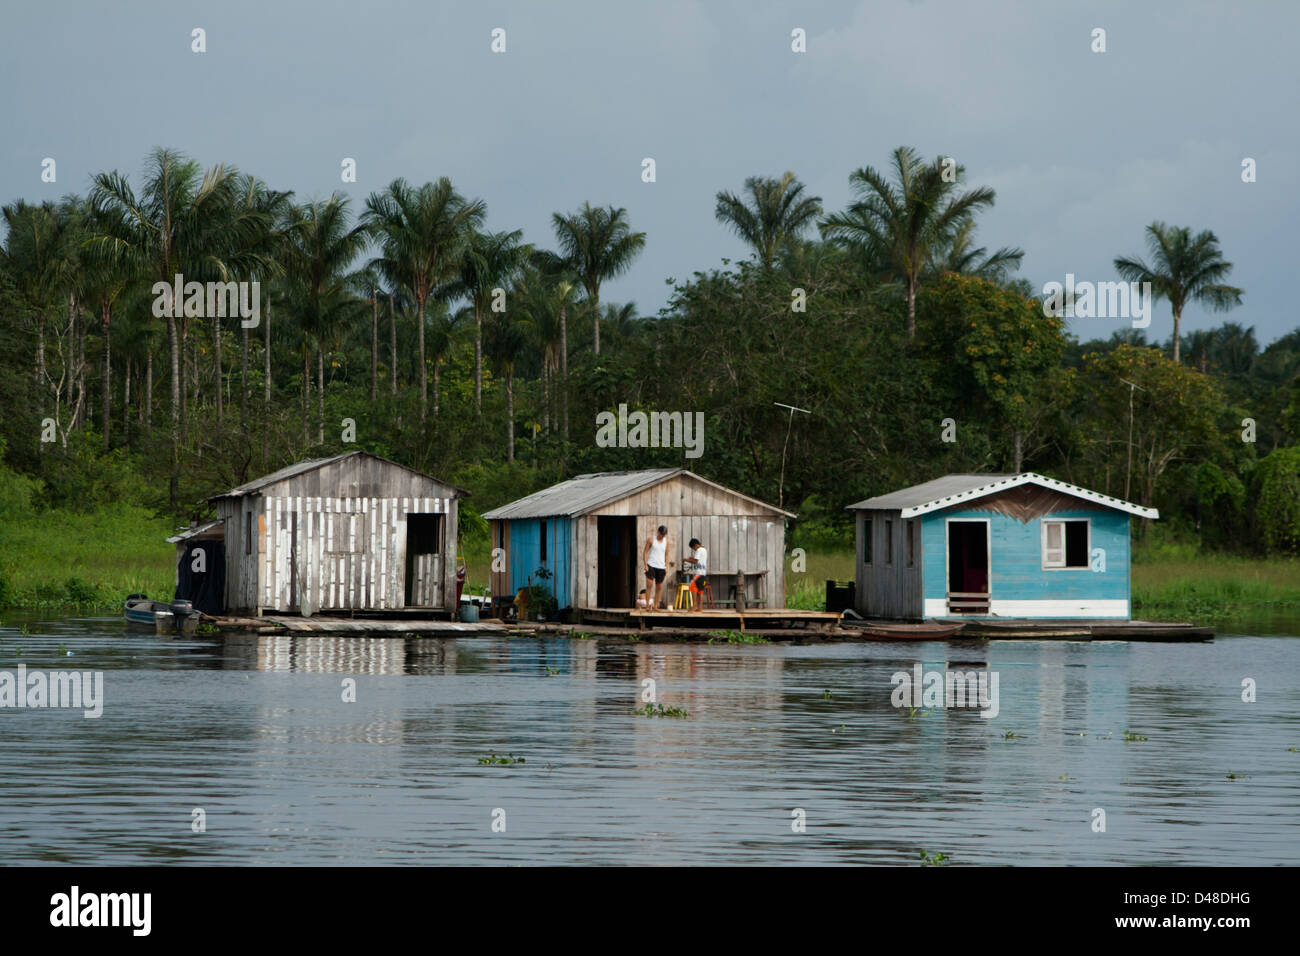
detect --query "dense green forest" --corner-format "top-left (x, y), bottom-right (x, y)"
top-left (2, 143), bottom-right (1299, 583)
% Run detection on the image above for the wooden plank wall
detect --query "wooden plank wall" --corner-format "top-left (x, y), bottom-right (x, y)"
top-left (854, 509), bottom-right (923, 619)
top-left (226, 494), bottom-right (454, 614)
top-left (571, 475), bottom-right (786, 609)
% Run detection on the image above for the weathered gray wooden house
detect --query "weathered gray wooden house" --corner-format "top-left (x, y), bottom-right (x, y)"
top-left (482, 468), bottom-right (793, 612)
top-left (204, 452), bottom-right (466, 616)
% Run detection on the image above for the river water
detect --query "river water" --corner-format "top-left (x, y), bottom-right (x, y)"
top-left (1, 613), bottom-right (1296, 865)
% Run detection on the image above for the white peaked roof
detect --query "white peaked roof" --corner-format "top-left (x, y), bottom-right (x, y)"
top-left (846, 472), bottom-right (1158, 519)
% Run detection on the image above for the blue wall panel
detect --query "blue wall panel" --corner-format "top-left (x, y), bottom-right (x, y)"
top-left (505, 518), bottom-right (573, 609)
top-left (920, 508), bottom-right (1130, 603)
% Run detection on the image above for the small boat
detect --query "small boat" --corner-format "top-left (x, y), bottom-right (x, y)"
top-left (124, 594), bottom-right (202, 635)
top-left (847, 620), bottom-right (968, 641)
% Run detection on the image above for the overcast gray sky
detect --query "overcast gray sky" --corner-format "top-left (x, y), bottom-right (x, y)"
top-left (3, 0), bottom-right (1294, 343)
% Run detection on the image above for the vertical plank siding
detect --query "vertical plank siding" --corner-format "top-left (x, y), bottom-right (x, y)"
top-left (495, 473), bottom-right (789, 611)
top-left (214, 455), bottom-right (463, 615)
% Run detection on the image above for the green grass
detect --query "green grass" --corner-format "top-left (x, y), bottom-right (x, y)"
top-left (1132, 552), bottom-right (1300, 621)
top-left (784, 549), bottom-right (855, 609)
top-left (0, 503), bottom-right (176, 610)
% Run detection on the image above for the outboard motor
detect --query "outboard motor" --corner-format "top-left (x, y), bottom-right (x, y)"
top-left (170, 599), bottom-right (195, 617)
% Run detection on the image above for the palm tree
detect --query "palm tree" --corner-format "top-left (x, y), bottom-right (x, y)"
top-left (924, 219), bottom-right (1024, 283)
top-left (550, 202), bottom-right (645, 356)
top-left (531, 251), bottom-right (580, 441)
top-left (821, 146), bottom-right (1000, 342)
top-left (283, 194), bottom-right (368, 443)
top-left (88, 148), bottom-right (271, 502)
top-left (714, 171), bottom-right (822, 270)
top-left (365, 177), bottom-right (486, 422)
top-left (446, 228), bottom-right (530, 415)
top-left (1, 201), bottom-right (73, 398)
top-left (486, 286), bottom-right (536, 462)
top-left (1113, 222), bottom-right (1243, 363)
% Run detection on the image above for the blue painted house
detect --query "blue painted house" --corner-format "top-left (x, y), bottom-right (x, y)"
top-left (846, 473), bottom-right (1157, 620)
top-left (483, 469), bottom-right (792, 614)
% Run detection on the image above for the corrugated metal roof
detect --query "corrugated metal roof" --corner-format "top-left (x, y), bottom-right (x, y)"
top-left (848, 474), bottom-right (1015, 511)
top-left (165, 518), bottom-right (225, 543)
top-left (209, 451), bottom-right (469, 500)
top-left (481, 468), bottom-right (682, 520)
top-left (846, 472), bottom-right (1157, 519)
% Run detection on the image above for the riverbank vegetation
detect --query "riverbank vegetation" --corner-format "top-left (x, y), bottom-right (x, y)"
top-left (2, 145), bottom-right (1298, 614)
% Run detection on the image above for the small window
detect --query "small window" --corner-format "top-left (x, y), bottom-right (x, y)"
top-left (1043, 519), bottom-right (1089, 568)
top-left (884, 520), bottom-right (894, 566)
top-left (906, 520), bottom-right (916, 568)
top-left (862, 517), bottom-right (873, 566)
top-left (539, 520), bottom-right (548, 563)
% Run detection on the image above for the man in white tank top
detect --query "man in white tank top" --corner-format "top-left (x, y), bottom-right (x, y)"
top-left (642, 525), bottom-right (673, 610)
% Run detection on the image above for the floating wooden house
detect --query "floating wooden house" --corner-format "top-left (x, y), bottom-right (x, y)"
top-left (846, 473), bottom-right (1156, 620)
top-left (179, 452), bottom-right (467, 616)
top-left (482, 468), bottom-right (793, 612)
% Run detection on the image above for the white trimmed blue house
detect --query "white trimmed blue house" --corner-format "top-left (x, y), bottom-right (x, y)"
top-left (846, 473), bottom-right (1157, 620)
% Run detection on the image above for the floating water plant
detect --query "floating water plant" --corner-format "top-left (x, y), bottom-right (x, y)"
top-left (478, 753), bottom-right (525, 766)
top-left (1003, 729), bottom-right (1020, 739)
top-left (822, 689), bottom-right (833, 701)
top-left (1122, 730), bottom-right (1148, 741)
top-left (634, 703), bottom-right (688, 718)
top-left (707, 630), bottom-right (768, 645)
top-left (544, 666), bottom-right (560, 677)
top-left (918, 849), bottom-right (949, 867)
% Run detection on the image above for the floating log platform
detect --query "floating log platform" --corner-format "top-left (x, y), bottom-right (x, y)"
top-left (210, 615), bottom-right (509, 635)
top-left (846, 618), bottom-right (1213, 642)
top-left (577, 607), bottom-right (843, 632)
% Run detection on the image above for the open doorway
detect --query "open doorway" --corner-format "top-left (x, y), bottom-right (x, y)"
top-left (947, 520), bottom-right (989, 613)
top-left (405, 513), bottom-right (444, 608)
top-left (597, 516), bottom-right (637, 607)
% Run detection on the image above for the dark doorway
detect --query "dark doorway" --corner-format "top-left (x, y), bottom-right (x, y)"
top-left (175, 538), bottom-right (226, 614)
top-left (405, 513), bottom-right (444, 608)
top-left (947, 521), bottom-right (989, 613)
top-left (597, 516), bottom-right (637, 608)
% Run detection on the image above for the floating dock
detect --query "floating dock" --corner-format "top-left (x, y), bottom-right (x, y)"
top-left (577, 607), bottom-right (843, 631)
top-left (211, 615), bottom-right (510, 636)
top-left (844, 618), bottom-right (1213, 642)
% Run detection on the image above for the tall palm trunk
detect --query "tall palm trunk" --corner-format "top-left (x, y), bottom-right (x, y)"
top-left (101, 304), bottom-right (112, 451)
top-left (560, 302), bottom-right (569, 442)
top-left (506, 365), bottom-right (515, 462)
top-left (302, 347), bottom-right (311, 446)
top-left (167, 310), bottom-right (179, 502)
top-left (416, 296), bottom-right (428, 422)
top-left (474, 302), bottom-right (483, 415)
top-left (906, 276), bottom-right (918, 342)
top-left (370, 289), bottom-right (378, 402)
top-left (1172, 306), bottom-right (1183, 363)
top-left (214, 315), bottom-right (224, 424)
top-left (591, 290), bottom-right (600, 356)
top-left (388, 293), bottom-right (397, 397)
top-left (263, 297), bottom-right (271, 469)
top-left (317, 345), bottom-right (325, 444)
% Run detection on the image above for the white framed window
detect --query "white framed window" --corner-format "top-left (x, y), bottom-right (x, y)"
top-left (1042, 519), bottom-right (1090, 569)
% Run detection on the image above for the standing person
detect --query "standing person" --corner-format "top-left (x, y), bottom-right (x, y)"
top-left (685, 538), bottom-right (708, 609)
top-left (642, 525), bottom-right (673, 611)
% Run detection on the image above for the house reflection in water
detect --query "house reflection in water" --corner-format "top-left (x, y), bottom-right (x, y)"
top-left (219, 633), bottom-right (459, 675)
